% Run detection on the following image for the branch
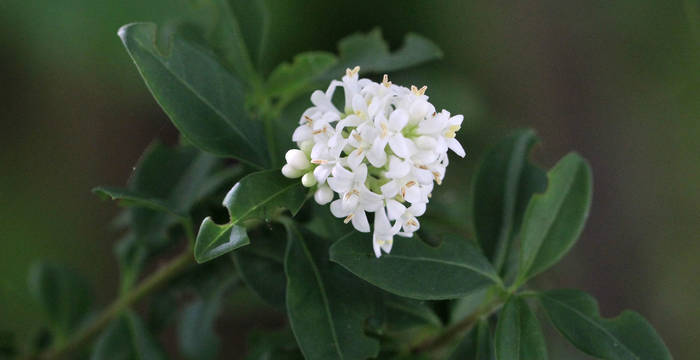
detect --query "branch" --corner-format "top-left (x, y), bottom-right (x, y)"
top-left (31, 249), bottom-right (195, 360)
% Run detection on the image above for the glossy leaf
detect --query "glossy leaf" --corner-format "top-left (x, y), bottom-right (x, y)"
top-left (330, 233), bottom-right (501, 300)
top-left (538, 289), bottom-right (672, 360)
top-left (325, 29), bottom-right (443, 79)
top-left (472, 129), bottom-right (547, 271)
top-left (494, 297), bottom-right (548, 360)
top-left (264, 52), bottom-right (337, 101)
top-left (118, 22), bottom-right (267, 166)
top-left (27, 262), bottom-right (92, 340)
top-left (232, 223), bottom-right (287, 310)
top-left (285, 225), bottom-right (379, 360)
top-left (194, 169), bottom-right (307, 263)
top-left (449, 318), bottom-right (494, 360)
top-left (91, 311), bottom-right (166, 360)
top-left (517, 153), bottom-right (592, 285)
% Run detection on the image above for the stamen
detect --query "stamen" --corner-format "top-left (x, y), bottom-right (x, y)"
top-left (311, 159), bottom-right (327, 165)
top-left (405, 181), bottom-right (416, 187)
top-left (411, 85), bottom-right (428, 96)
top-left (303, 115), bottom-right (313, 125)
top-left (353, 133), bottom-right (362, 142)
top-left (382, 74), bottom-right (392, 87)
top-left (346, 66), bottom-right (360, 78)
top-left (344, 214), bottom-right (354, 223)
top-left (380, 123), bottom-right (388, 137)
top-left (407, 219), bottom-right (418, 227)
top-left (432, 171), bottom-right (442, 185)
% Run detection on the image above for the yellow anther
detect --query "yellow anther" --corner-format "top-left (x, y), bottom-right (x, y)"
top-left (311, 159), bottom-right (327, 165)
top-left (445, 124), bottom-right (461, 138)
top-left (344, 214), bottom-right (354, 224)
top-left (411, 85), bottom-right (427, 96)
top-left (346, 66), bottom-right (360, 78)
top-left (382, 74), bottom-right (392, 87)
top-left (405, 181), bottom-right (416, 188)
top-left (432, 171), bottom-right (442, 185)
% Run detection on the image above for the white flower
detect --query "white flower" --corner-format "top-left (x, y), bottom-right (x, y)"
top-left (282, 66), bottom-right (466, 257)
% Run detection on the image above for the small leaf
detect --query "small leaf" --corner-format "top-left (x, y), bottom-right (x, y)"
top-left (494, 297), bottom-right (548, 360)
top-left (517, 153), bottom-right (593, 285)
top-left (264, 52), bottom-right (337, 101)
top-left (91, 311), bottom-right (166, 360)
top-left (27, 262), bottom-right (92, 341)
top-left (118, 22), bottom-right (267, 166)
top-left (285, 224), bottom-right (379, 360)
top-left (538, 289), bottom-right (672, 360)
top-left (472, 129), bottom-right (547, 271)
top-left (232, 223), bottom-right (287, 310)
top-left (92, 187), bottom-right (183, 217)
top-left (449, 318), bottom-right (494, 360)
top-left (194, 169), bottom-right (307, 263)
top-left (325, 29), bottom-right (442, 78)
top-left (330, 233), bottom-right (501, 300)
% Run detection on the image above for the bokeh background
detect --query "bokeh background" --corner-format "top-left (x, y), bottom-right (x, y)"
top-left (1, 0), bottom-right (698, 358)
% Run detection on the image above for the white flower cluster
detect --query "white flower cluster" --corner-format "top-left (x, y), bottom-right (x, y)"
top-left (282, 66), bottom-right (465, 257)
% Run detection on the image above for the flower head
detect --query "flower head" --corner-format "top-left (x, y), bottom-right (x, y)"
top-left (282, 67), bottom-right (465, 257)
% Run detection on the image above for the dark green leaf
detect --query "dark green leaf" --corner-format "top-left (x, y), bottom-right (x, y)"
top-left (330, 233), bottom-right (501, 300)
top-left (516, 153), bottom-right (592, 286)
top-left (178, 289), bottom-right (226, 360)
top-left (92, 187), bottom-right (183, 217)
top-left (472, 129), bottom-right (547, 271)
top-left (449, 318), bottom-right (494, 360)
top-left (494, 297), bottom-right (548, 360)
top-left (91, 311), bottom-right (166, 360)
top-left (0, 331), bottom-right (16, 358)
top-left (118, 22), bottom-right (267, 166)
top-left (244, 329), bottom-right (303, 360)
top-left (195, 169), bottom-right (307, 263)
top-left (207, 0), bottom-right (268, 83)
top-left (232, 223), bottom-right (287, 310)
top-left (285, 224), bottom-right (379, 360)
top-left (538, 289), bottom-right (672, 360)
top-left (325, 29), bottom-right (442, 78)
top-left (264, 52), bottom-right (337, 102)
top-left (27, 262), bottom-right (92, 340)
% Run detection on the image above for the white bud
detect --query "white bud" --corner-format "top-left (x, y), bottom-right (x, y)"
top-left (285, 149), bottom-right (310, 170)
top-left (301, 172), bottom-right (317, 187)
top-left (282, 164), bottom-right (304, 178)
top-left (314, 185), bottom-right (333, 205)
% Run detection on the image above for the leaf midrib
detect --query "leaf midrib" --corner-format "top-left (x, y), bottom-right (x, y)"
top-left (292, 226), bottom-right (344, 360)
top-left (131, 29), bottom-right (260, 158)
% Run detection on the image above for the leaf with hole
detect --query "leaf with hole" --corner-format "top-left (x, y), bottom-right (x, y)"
top-left (194, 170), bottom-right (307, 263)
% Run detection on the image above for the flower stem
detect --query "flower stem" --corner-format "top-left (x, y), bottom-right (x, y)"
top-left (30, 249), bottom-right (195, 360)
top-left (411, 299), bottom-right (504, 355)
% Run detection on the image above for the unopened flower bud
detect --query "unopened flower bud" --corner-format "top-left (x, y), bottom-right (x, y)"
top-left (282, 164), bottom-right (304, 178)
top-left (285, 149), bottom-right (310, 170)
top-left (301, 172), bottom-right (317, 187)
top-left (314, 185), bottom-right (333, 205)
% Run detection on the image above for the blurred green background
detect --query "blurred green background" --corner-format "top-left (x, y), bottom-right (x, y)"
top-left (1, 0), bottom-right (698, 358)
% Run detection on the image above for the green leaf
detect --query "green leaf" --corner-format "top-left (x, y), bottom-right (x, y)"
top-left (232, 223), bottom-right (287, 310)
top-left (27, 262), bottom-right (92, 341)
top-left (377, 295), bottom-right (443, 352)
top-left (516, 153), bottom-right (593, 285)
top-left (178, 290), bottom-right (226, 360)
top-left (264, 52), bottom-right (337, 102)
top-left (208, 0), bottom-right (269, 83)
top-left (244, 329), bottom-right (303, 360)
top-left (0, 330), bottom-right (17, 358)
top-left (330, 233), bottom-right (501, 300)
top-left (538, 289), bottom-right (672, 360)
top-left (325, 29), bottom-right (442, 78)
top-left (472, 129), bottom-right (547, 271)
top-left (449, 318), bottom-right (494, 360)
top-left (194, 169), bottom-right (307, 263)
top-left (91, 311), bottom-right (166, 360)
top-left (93, 187), bottom-right (183, 217)
top-left (494, 297), bottom-right (548, 360)
top-left (284, 224), bottom-right (379, 360)
top-left (118, 22), bottom-right (267, 166)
